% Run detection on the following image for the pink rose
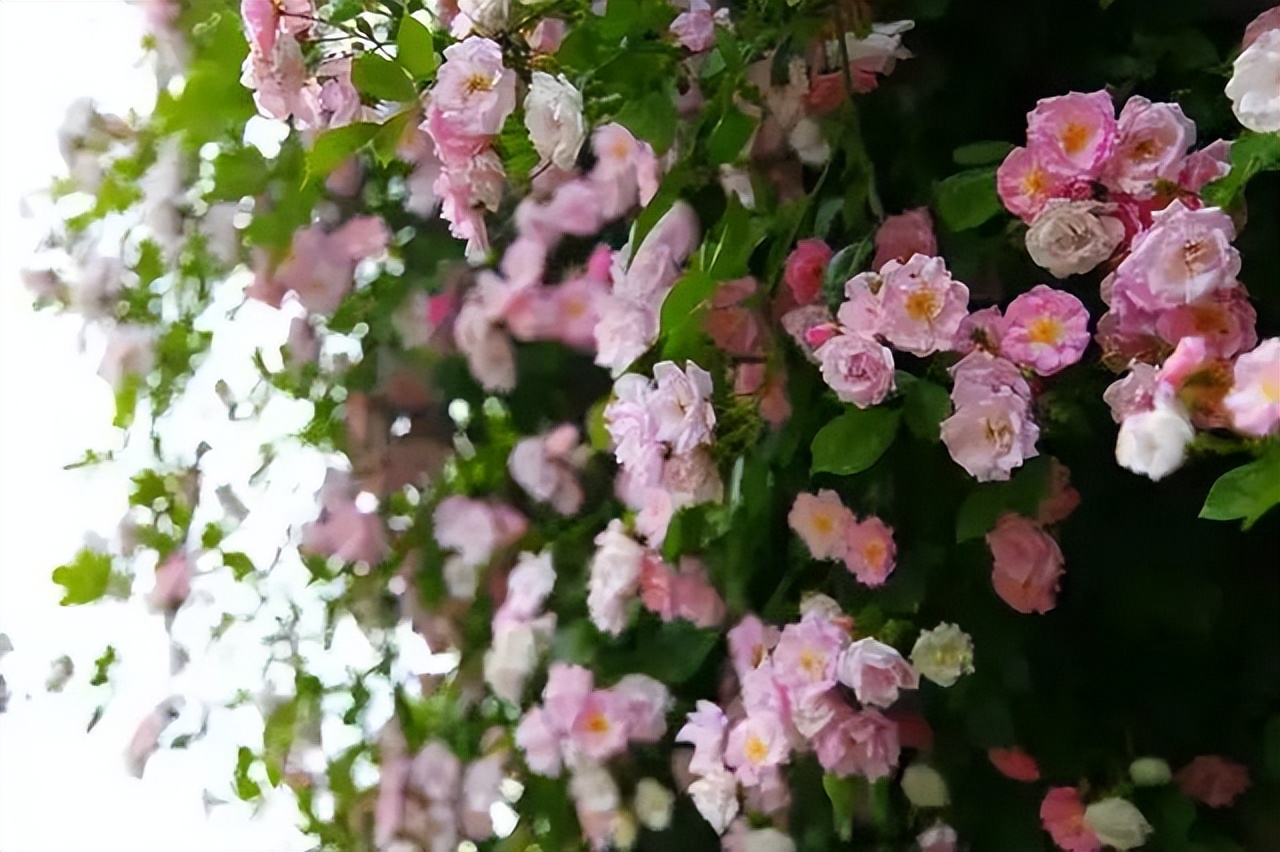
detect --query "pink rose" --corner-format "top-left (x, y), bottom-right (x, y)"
top-left (1244, 6), bottom-right (1280, 49)
top-left (986, 513), bottom-right (1064, 614)
top-left (772, 612), bottom-right (849, 700)
top-left (836, 637), bottom-right (919, 708)
top-left (1111, 201), bottom-right (1241, 312)
top-left (1040, 787), bottom-right (1101, 852)
top-left (1177, 139), bottom-right (1232, 194)
top-left (1103, 362), bottom-right (1160, 423)
top-left (650, 360), bottom-right (717, 455)
top-left (873, 208), bottom-right (937, 272)
top-left (724, 712), bottom-right (791, 785)
top-left (842, 709), bottom-right (902, 781)
top-left (1225, 337), bottom-right (1280, 436)
top-left (671, 558), bottom-right (727, 628)
top-left (1037, 458), bottom-right (1081, 526)
top-left (953, 305), bottom-right (1005, 354)
top-left (1027, 90), bottom-right (1118, 179)
top-left (727, 615), bottom-right (780, 677)
top-left (527, 17), bottom-right (567, 53)
top-left (836, 271), bottom-right (886, 339)
top-left (784, 239), bottom-right (834, 306)
top-left (705, 278), bottom-right (765, 358)
top-left (587, 520), bottom-right (646, 635)
top-left (878, 254), bottom-right (970, 356)
top-left (998, 146), bottom-right (1066, 222)
top-left (999, 285), bottom-right (1091, 376)
top-left (612, 673), bottom-right (672, 743)
top-left (789, 490), bottom-right (855, 561)
top-left (1102, 96), bottom-right (1196, 194)
top-left (431, 37), bottom-right (517, 138)
top-left (988, 747), bottom-right (1041, 782)
top-left (815, 333), bottom-right (896, 407)
top-left (1155, 286), bottom-right (1257, 360)
top-left (843, 515), bottom-right (897, 586)
top-left (570, 689), bottom-right (630, 760)
top-left (515, 708), bottom-right (563, 777)
top-left (670, 9), bottom-right (716, 52)
top-left (1175, 755), bottom-right (1251, 808)
top-left (551, 273), bottom-right (608, 351)
top-left (544, 662), bottom-right (593, 726)
top-left (604, 373), bottom-right (664, 484)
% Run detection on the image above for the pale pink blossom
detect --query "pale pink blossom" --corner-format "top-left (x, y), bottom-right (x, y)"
top-left (788, 490), bottom-right (854, 561)
top-left (950, 351), bottom-right (1033, 406)
top-left (124, 699), bottom-right (180, 778)
top-left (1000, 285), bottom-right (1091, 376)
top-left (454, 298), bottom-right (515, 391)
top-left (430, 37), bottom-right (517, 138)
top-left (997, 146), bottom-right (1067, 221)
top-left (842, 515), bottom-right (897, 586)
top-left (544, 662), bottom-right (594, 726)
top-left (1177, 139), bottom-right (1232, 194)
top-left (604, 373), bottom-right (664, 485)
top-left (841, 709), bottom-right (901, 780)
top-left (836, 638), bottom-right (919, 708)
top-left (570, 690), bottom-right (630, 761)
top-left (594, 296), bottom-right (658, 376)
top-left (460, 754), bottom-right (504, 839)
top-left (241, 0), bottom-right (311, 56)
top-left (148, 552), bottom-right (192, 613)
top-left (1244, 6), bottom-right (1280, 48)
top-left (651, 360), bottom-right (717, 455)
top-left (1040, 787), bottom-right (1100, 852)
top-left (986, 513), bottom-right (1064, 614)
top-left (815, 332), bottom-right (896, 407)
top-left (705, 278), bottom-right (765, 358)
top-left (493, 550), bottom-right (556, 631)
top-left (878, 254), bottom-right (970, 356)
top-left (1175, 755), bottom-right (1251, 808)
top-left (410, 740), bottom-right (461, 802)
top-left (433, 496), bottom-right (526, 570)
top-left (783, 239), bottom-right (833, 306)
top-left (1102, 96), bottom-right (1196, 194)
top-left (527, 17), bottom-right (566, 53)
top-left (772, 612), bottom-right (849, 701)
top-left (1111, 201), bottom-right (1241, 311)
top-left (612, 674), bottom-right (672, 742)
top-left (953, 305), bottom-right (1005, 354)
top-left (727, 615), bottom-right (780, 677)
top-left (1155, 287), bottom-right (1257, 359)
top-left (551, 274), bottom-right (608, 350)
top-left (589, 123), bottom-right (660, 220)
top-left (941, 394), bottom-right (1040, 482)
top-left (1103, 362), bottom-right (1160, 423)
top-left (1225, 338), bottom-right (1280, 436)
top-left (676, 700), bottom-right (729, 777)
top-left (873, 208), bottom-right (937, 271)
top-left (586, 520), bottom-right (645, 635)
top-left (644, 557), bottom-right (725, 628)
top-left (241, 33), bottom-right (319, 125)
top-left (671, 9), bottom-right (716, 52)
top-left (1038, 458), bottom-right (1082, 525)
top-left (1027, 90), bottom-right (1118, 178)
top-left (516, 708), bottom-right (562, 776)
top-left (508, 425), bottom-right (585, 515)
top-left (1156, 335), bottom-right (1213, 394)
top-left (724, 712), bottom-right (790, 785)
top-left (316, 56), bottom-right (361, 128)
top-left (988, 747), bottom-right (1041, 782)
top-left (835, 271), bottom-right (885, 339)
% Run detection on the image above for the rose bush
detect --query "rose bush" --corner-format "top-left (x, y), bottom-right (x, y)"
top-left (24, 0), bottom-right (1280, 850)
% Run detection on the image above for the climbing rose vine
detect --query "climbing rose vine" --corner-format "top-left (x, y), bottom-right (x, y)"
top-left (25, 0), bottom-right (1280, 850)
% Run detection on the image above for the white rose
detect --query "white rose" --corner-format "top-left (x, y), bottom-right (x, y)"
top-left (910, 623), bottom-right (975, 688)
top-left (1115, 403), bottom-right (1195, 482)
top-left (901, 763), bottom-right (950, 808)
top-left (1129, 757), bottom-right (1172, 786)
top-left (524, 72), bottom-right (587, 171)
top-left (1025, 199), bottom-right (1126, 279)
top-left (1226, 28), bottom-right (1280, 133)
top-left (457, 0), bottom-right (510, 32)
top-left (789, 117), bottom-right (830, 166)
top-left (687, 767), bottom-right (739, 834)
top-left (743, 827), bottom-right (797, 852)
top-left (586, 520), bottom-right (644, 635)
top-left (1083, 798), bottom-right (1153, 851)
top-left (633, 778), bottom-right (674, 831)
top-left (482, 623), bottom-right (537, 703)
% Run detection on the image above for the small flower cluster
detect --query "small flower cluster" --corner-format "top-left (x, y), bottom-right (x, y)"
top-left (432, 495), bottom-right (527, 599)
top-left (788, 490), bottom-right (897, 587)
top-left (484, 551), bottom-right (556, 704)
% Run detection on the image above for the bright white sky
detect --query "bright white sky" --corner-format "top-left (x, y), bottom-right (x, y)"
top-left (0, 3), bottom-right (312, 849)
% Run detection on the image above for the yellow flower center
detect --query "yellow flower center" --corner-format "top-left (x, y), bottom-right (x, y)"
top-left (863, 540), bottom-right (886, 569)
top-left (744, 733), bottom-right (769, 764)
top-left (1021, 167), bottom-right (1047, 198)
top-left (904, 289), bottom-right (940, 322)
top-left (584, 712), bottom-right (610, 735)
top-left (811, 511), bottom-right (835, 536)
top-left (798, 647), bottom-right (825, 678)
top-left (1060, 122), bottom-right (1090, 156)
top-left (1026, 315), bottom-right (1064, 346)
top-left (563, 296), bottom-right (587, 320)
top-left (464, 73), bottom-right (493, 95)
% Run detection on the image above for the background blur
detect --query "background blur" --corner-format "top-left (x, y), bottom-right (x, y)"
top-left (0, 3), bottom-right (307, 849)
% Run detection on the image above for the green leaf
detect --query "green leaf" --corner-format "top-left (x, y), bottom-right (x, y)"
top-left (113, 373), bottom-right (142, 430)
top-left (811, 407), bottom-right (902, 476)
top-left (902, 379), bottom-right (952, 443)
top-left (395, 14), bottom-right (437, 80)
top-left (952, 140), bottom-right (1015, 166)
top-left (90, 646), bottom-right (118, 687)
top-left (955, 456), bottom-right (1052, 541)
top-left (935, 166), bottom-right (1001, 231)
top-left (704, 197), bottom-right (766, 280)
top-left (615, 89), bottom-right (679, 154)
top-left (659, 269), bottom-right (717, 355)
top-left (53, 549), bottom-right (113, 606)
top-left (200, 522), bottom-right (224, 550)
top-left (706, 106), bottom-right (756, 166)
top-left (223, 551), bottom-right (256, 581)
top-left (626, 620), bottom-right (719, 684)
top-left (263, 699), bottom-right (297, 787)
top-left (1201, 131), bottom-right (1280, 209)
top-left (822, 236), bottom-right (874, 308)
top-left (233, 746), bottom-right (262, 800)
top-left (351, 52), bottom-right (417, 103)
top-left (371, 109), bottom-right (417, 166)
top-left (823, 774), bottom-right (857, 842)
top-left (306, 122), bottom-right (380, 182)
top-left (1200, 445), bottom-right (1280, 530)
